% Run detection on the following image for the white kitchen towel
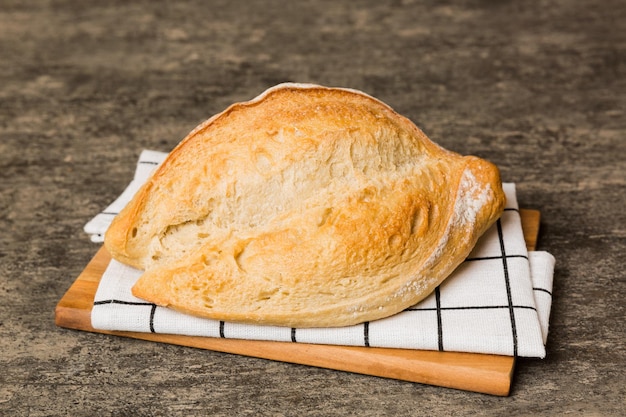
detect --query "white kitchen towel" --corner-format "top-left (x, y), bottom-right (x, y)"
top-left (88, 150), bottom-right (555, 357)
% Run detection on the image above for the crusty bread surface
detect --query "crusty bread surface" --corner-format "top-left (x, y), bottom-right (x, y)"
top-left (104, 83), bottom-right (505, 328)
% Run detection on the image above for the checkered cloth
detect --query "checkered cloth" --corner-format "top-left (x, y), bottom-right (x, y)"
top-left (87, 150), bottom-right (555, 357)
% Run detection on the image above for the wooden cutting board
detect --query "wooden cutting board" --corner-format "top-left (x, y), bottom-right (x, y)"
top-left (56, 209), bottom-right (540, 396)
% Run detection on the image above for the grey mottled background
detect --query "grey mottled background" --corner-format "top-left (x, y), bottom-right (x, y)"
top-left (1, 0), bottom-right (624, 415)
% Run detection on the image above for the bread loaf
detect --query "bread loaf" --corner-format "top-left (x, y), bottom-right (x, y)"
top-left (104, 83), bottom-right (505, 327)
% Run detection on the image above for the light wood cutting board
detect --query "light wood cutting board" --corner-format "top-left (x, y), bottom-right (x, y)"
top-left (56, 209), bottom-right (540, 396)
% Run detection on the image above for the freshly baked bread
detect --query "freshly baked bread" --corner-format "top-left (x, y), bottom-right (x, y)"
top-left (104, 83), bottom-right (505, 328)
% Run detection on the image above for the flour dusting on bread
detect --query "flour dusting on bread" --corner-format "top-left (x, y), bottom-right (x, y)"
top-left (455, 169), bottom-right (493, 227)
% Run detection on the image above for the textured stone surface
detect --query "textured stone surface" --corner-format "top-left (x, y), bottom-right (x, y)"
top-left (1, 0), bottom-right (624, 415)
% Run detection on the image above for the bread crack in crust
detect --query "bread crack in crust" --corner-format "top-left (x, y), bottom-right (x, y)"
top-left (104, 83), bottom-right (505, 327)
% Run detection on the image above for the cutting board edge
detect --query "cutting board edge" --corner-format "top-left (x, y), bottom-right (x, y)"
top-left (55, 282), bottom-right (514, 395)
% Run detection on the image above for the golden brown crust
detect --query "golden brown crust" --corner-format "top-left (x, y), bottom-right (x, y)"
top-left (104, 83), bottom-right (505, 327)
